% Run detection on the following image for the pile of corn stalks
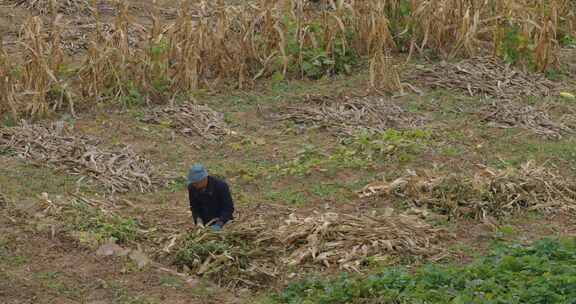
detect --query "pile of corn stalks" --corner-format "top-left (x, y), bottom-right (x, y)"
top-left (0, 122), bottom-right (161, 193)
top-left (275, 212), bottom-right (445, 272)
top-left (167, 204), bottom-right (290, 289)
top-left (359, 161), bottom-right (576, 219)
top-left (480, 100), bottom-right (574, 139)
top-left (169, 206), bottom-right (446, 289)
top-left (275, 95), bottom-right (427, 136)
top-left (60, 21), bottom-right (145, 55)
top-left (9, 0), bottom-right (91, 15)
top-left (170, 219), bottom-right (280, 289)
top-left (142, 103), bottom-right (234, 141)
top-left (408, 57), bottom-right (557, 99)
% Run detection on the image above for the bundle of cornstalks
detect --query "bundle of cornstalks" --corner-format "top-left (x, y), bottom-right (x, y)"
top-left (60, 21), bottom-right (145, 55)
top-left (171, 216), bottom-right (281, 289)
top-left (359, 161), bottom-right (576, 219)
top-left (480, 100), bottom-right (573, 139)
top-left (275, 212), bottom-right (446, 272)
top-left (408, 57), bottom-right (557, 99)
top-left (170, 206), bottom-right (447, 289)
top-left (275, 95), bottom-right (426, 136)
top-left (0, 122), bottom-right (162, 193)
top-left (142, 103), bottom-right (234, 141)
top-left (9, 0), bottom-right (91, 15)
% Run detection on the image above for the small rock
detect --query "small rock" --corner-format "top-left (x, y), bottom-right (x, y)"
top-left (383, 207), bottom-right (395, 217)
top-left (96, 241), bottom-right (129, 257)
top-left (183, 265), bottom-right (191, 273)
top-left (129, 250), bottom-right (151, 269)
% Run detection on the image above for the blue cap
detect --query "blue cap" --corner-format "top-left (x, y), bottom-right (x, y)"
top-left (187, 164), bottom-right (208, 186)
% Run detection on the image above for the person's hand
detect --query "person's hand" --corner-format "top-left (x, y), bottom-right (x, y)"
top-left (210, 223), bottom-right (222, 232)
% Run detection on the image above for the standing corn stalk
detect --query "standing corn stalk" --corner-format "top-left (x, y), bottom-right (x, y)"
top-left (20, 16), bottom-right (71, 118)
top-left (365, 2), bottom-right (402, 93)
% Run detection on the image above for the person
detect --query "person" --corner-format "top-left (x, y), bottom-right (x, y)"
top-left (187, 164), bottom-right (234, 231)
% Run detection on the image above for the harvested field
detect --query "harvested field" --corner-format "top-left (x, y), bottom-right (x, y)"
top-left (1, 0), bottom-right (576, 302)
top-left (479, 100), bottom-right (574, 139)
top-left (408, 57), bottom-right (558, 99)
top-left (359, 161), bottom-right (576, 219)
top-left (142, 103), bottom-right (234, 141)
top-left (0, 122), bottom-right (163, 193)
top-left (275, 95), bottom-right (427, 136)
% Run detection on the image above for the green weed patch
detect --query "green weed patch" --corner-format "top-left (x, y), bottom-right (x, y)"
top-left (57, 199), bottom-right (140, 245)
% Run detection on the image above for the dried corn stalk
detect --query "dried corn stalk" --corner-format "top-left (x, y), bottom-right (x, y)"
top-left (9, 0), bottom-right (91, 15)
top-left (170, 206), bottom-right (286, 289)
top-left (408, 57), bottom-right (557, 99)
top-left (60, 21), bottom-right (145, 55)
top-left (275, 212), bottom-right (445, 272)
top-left (171, 206), bottom-right (446, 289)
top-left (142, 103), bottom-right (234, 141)
top-left (276, 95), bottom-right (426, 136)
top-left (359, 161), bottom-right (576, 219)
top-left (0, 122), bottom-right (162, 193)
top-left (480, 100), bottom-right (573, 139)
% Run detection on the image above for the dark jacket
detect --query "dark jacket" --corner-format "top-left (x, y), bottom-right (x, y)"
top-left (188, 176), bottom-right (234, 226)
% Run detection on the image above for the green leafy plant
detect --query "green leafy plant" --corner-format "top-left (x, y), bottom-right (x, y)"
top-left (264, 189), bottom-right (308, 206)
top-left (67, 201), bottom-right (139, 244)
top-left (332, 129), bottom-right (431, 166)
top-left (275, 145), bottom-right (326, 176)
top-left (497, 25), bottom-right (534, 68)
top-left (274, 238), bottom-right (576, 304)
top-left (277, 14), bottom-right (358, 80)
top-left (174, 237), bottom-right (232, 268)
top-left (560, 34), bottom-right (576, 48)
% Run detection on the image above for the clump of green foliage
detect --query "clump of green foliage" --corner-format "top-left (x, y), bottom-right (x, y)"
top-left (65, 200), bottom-right (139, 244)
top-left (275, 238), bottom-right (576, 304)
top-left (331, 129), bottom-right (431, 166)
top-left (173, 236), bottom-right (234, 268)
top-left (560, 34), bottom-right (576, 48)
top-left (172, 232), bottom-right (257, 283)
top-left (275, 15), bottom-right (358, 80)
top-left (274, 144), bottom-right (326, 176)
top-left (275, 129), bottom-right (430, 176)
top-left (497, 25), bottom-right (534, 68)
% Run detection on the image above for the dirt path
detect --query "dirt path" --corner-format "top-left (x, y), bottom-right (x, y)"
top-left (0, 206), bottom-right (238, 304)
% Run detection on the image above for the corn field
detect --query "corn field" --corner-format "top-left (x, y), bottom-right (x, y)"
top-left (0, 0), bottom-right (575, 119)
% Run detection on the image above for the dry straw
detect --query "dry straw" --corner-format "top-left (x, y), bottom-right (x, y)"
top-left (142, 102), bottom-right (234, 141)
top-left (276, 94), bottom-right (427, 136)
top-left (0, 121), bottom-right (162, 193)
top-left (169, 207), bottom-right (447, 289)
top-left (359, 161), bottom-right (576, 219)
